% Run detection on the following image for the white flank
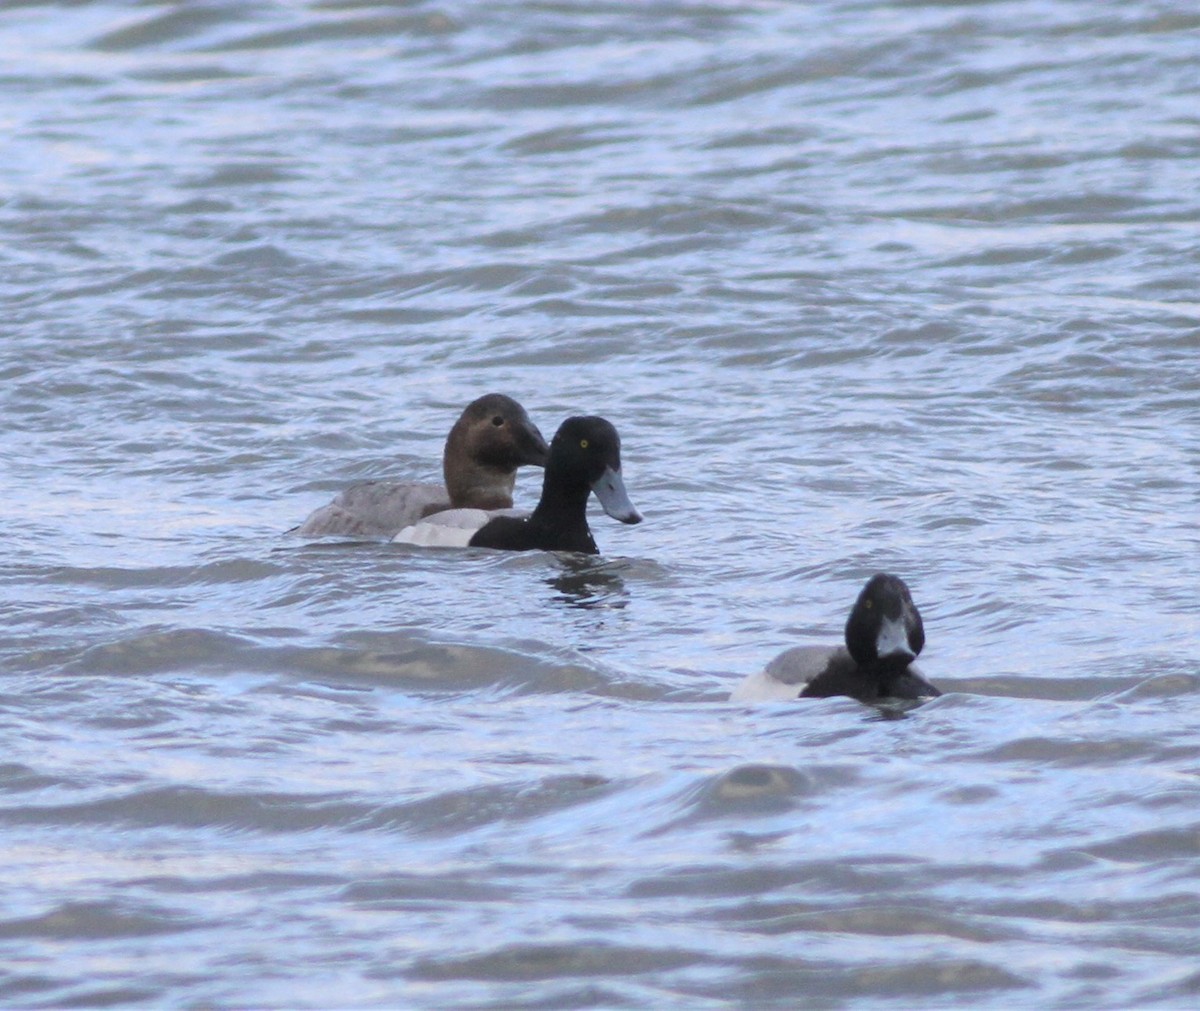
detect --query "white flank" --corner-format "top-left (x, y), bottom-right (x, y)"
top-left (729, 670), bottom-right (804, 703)
top-left (392, 508), bottom-right (526, 548)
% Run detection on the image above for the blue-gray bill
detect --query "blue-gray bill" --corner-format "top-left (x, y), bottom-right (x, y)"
top-left (875, 614), bottom-right (917, 663)
top-left (591, 466), bottom-right (642, 524)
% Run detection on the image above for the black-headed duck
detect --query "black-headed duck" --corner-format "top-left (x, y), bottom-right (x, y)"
top-left (393, 416), bottom-right (641, 554)
top-left (731, 574), bottom-right (939, 705)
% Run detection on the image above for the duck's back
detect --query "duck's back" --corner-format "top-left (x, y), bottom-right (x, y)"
top-left (294, 481), bottom-right (449, 538)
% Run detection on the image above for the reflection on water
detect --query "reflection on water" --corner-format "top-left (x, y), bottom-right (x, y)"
top-left (545, 555), bottom-right (630, 610)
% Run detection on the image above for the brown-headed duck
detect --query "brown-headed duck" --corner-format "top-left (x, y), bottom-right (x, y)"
top-left (292, 393), bottom-right (548, 538)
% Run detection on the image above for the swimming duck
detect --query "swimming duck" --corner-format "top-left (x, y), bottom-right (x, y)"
top-left (730, 573), bottom-right (940, 704)
top-left (393, 415), bottom-right (641, 554)
top-left (291, 394), bottom-right (548, 538)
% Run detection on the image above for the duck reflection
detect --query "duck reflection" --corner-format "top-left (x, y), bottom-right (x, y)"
top-left (547, 555), bottom-right (629, 609)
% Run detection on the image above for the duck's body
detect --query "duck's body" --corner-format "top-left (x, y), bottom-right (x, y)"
top-left (731, 574), bottom-right (940, 705)
top-left (292, 394), bottom-right (547, 538)
top-left (394, 415), bottom-right (641, 554)
top-left (293, 481), bottom-right (450, 539)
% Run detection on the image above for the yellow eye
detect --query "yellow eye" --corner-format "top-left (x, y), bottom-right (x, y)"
top-left (580, 439), bottom-right (589, 449)
top-left (863, 599), bottom-right (873, 609)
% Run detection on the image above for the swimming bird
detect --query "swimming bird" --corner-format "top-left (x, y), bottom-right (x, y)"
top-left (730, 573), bottom-right (940, 704)
top-left (393, 415), bottom-right (641, 554)
top-left (291, 394), bottom-right (548, 538)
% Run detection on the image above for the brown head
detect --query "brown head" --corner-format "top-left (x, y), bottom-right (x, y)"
top-left (442, 394), bottom-right (549, 509)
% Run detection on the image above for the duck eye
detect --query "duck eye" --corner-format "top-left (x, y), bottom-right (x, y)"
top-left (491, 416), bottom-right (505, 426)
top-left (863, 599), bottom-right (873, 609)
top-left (579, 439), bottom-right (589, 449)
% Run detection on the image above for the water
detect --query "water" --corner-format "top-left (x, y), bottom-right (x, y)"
top-left (2, 0), bottom-right (1198, 1006)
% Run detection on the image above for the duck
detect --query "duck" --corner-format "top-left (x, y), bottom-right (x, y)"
top-left (730, 573), bottom-right (940, 705)
top-left (291, 394), bottom-right (548, 538)
top-left (393, 415), bottom-right (642, 554)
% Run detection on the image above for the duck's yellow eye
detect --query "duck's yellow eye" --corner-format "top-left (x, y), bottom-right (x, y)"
top-left (580, 439), bottom-right (589, 449)
top-left (863, 599), bottom-right (873, 609)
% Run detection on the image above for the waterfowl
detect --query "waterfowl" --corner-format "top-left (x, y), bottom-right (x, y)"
top-left (393, 415), bottom-right (641, 554)
top-left (730, 573), bottom-right (940, 705)
top-left (291, 394), bottom-right (548, 538)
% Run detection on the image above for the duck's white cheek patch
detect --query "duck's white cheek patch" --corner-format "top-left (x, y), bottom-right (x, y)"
top-left (875, 615), bottom-right (912, 659)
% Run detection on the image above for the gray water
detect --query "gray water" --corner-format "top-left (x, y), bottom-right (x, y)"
top-left (2, 0), bottom-right (1199, 1006)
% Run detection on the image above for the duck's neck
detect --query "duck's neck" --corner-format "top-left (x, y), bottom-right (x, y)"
top-left (447, 466), bottom-right (515, 509)
top-left (530, 466), bottom-right (592, 532)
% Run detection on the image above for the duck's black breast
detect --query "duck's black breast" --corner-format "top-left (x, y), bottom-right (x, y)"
top-left (799, 656), bottom-right (939, 703)
top-left (797, 650), bottom-right (879, 703)
top-left (882, 666), bottom-right (941, 700)
top-left (468, 513), bottom-right (598, 554)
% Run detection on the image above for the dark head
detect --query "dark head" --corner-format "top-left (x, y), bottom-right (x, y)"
top-left (844, 573), bottom-right (925, 668)
top-left (545, 416), bottom-right (642, 524)
top-left (443, 394), bottom-right (549, 506)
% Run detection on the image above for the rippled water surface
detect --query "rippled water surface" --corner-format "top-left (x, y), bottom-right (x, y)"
top-left (2, 1), bottom-right (1198, 1006)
